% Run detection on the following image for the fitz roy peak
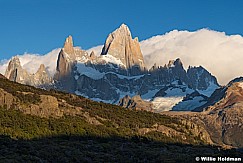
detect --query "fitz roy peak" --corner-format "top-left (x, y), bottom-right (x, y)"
top-left (4, 24), bottom-right (219, 112)
top-left (101, 24), bottom-right (146, 71)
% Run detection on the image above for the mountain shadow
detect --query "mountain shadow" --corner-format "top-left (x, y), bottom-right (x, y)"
top-left (0, 134), bottom-right (242, 162)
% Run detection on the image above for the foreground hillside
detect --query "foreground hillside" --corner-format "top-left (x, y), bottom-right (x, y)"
top-left (166, 77), bottom-right (243, 148)
top-left (0, 78), bottom-right (242, 162)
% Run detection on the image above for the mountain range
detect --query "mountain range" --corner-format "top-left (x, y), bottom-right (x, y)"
top-left (0, 23), bottom-right (243, 155)
top-left (2, 24), bottom-right (219, 112)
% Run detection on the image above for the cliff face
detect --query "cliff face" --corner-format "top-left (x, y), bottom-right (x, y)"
top-left (4, 56), bottom-right (31, 84)
top-left (34, 64), bottom-right (52, 86)
top-left (4, 57), bottom-right (52, 87)
top-left (54, 49), bottom-right (75, 91)
top-left (0, 88), bottom-right (16, 109)
top-left (101, 24), bottom-right (146, 71)
top-left (200, 80), bottom-right (243, 147)
top-left (54, 35), bottom-right (88, 92)
top-left (63, 35), bottom-right (75, 56)
top-left (0, 79), bottom-right (83, 118)
top-left (54, 36), bottom-right (75, 81)
top-left (118, 95), bottom-right (153, 111)
top-left (168, 78), bottom-right (243, 148)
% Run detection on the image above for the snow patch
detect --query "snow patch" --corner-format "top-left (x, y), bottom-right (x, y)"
top-left (173, 96), bottom-right (207, 111)
top-left (165, 87), bottom-right (193, 97)
top-left (0, 48), bottom-right (60, 76)
top-left (100, 54), bottom-right (125, 67)
top-left (76, 63), bottom-right (145, 80)
top-left (76, 63), bottom-right (105, 80)
top-left (141, 89), bottom-right (160, 100)
top-left (115, 73), bottom-right (144, 80)
top-left (152, 97), bottom-right (183, 112)
top-left (197, 81), bottom-right (219, 97)
top-left (75, 90), bottom-right (115, 104)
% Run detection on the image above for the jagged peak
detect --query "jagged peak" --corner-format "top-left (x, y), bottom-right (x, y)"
top-left (119, 23), bottom-right (129, 30)
top-left (150, 63), bottom-right (158, 71)
top-left (134, 37), bottom-right (139, 42)
top-left (175, 58), bottom-right (182, 65)
top-left (64, 35), bottom-right (73, 45)
top-left (112, 23), bottom-right (131, 37)
top-left (167, 60), bottom-right (174, 67)
top-left (100, 23), bottom-right (145, 72)
top-left (120, 23), bottom-right (128, 28)
top-left (187, 65), bottom-right (209, 74)
top-left (166, 58), bottom-right (183, 68)
top-left (9, 56), bottom-right (21, 65)
top-left (63, 35), bottom-right (74, 54)
top-left (4, 56), bottom-right (25, 82)
top-left (37, 64), bottom-right (46, 73)
top-left (188, 65), bottom-right (203, 69)
top-left (89, 51), bottom-right (96, 60)
top-left (90, 51), bottom-right (95, 57)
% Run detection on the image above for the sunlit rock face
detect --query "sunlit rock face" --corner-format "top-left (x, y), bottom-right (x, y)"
top-left (101, 24), bottom-right (146, 71)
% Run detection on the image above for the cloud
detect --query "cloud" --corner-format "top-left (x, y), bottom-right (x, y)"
top-left (0, 59), bottom-right (8, 75)
top-left (140, 29), bottom-right (243, 85)
top-left (86, 45), bottom-right (103, 56)
top-left (87, 29), bottom-right (243, 85)
top-left (1, 29), bottom-right (243, 85)
top-left (0, 48), bottom-right (60, 76)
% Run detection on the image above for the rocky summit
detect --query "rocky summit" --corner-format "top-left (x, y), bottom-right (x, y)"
top-left (4, 24), bottom-right (219, 112)
top-left (4, 57), bottom-right (51, 87)
top-left (101, 24), bottom-right (146, 71)
top-left (5, 56), bottom-right (29, 83)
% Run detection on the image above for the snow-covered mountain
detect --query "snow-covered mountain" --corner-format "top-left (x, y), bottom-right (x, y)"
top-left (1, 24), bottom-right (221, 111)
top-left (89, 29), bottom-right (243, 85)
top-left (2, 28), bottom-right (243, 85)
top-left (140, 29), bottom-right (243, 85)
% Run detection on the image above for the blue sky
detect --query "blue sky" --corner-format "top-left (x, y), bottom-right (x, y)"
top-left (1, 0), bottom-right (243, 60)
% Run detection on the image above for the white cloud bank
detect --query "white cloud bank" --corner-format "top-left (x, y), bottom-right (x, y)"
top-left (0, 48), bottom-right (60, 76)
top-left (1, 29), bottom-right (243, 85)
top-left (86, 45), bottom-right (103, 56)
top-left (140, 29), bottom-right (243, 85)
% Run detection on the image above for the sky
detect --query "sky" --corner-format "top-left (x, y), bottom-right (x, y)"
top-left (1, 0), bottom-right (243, 60)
